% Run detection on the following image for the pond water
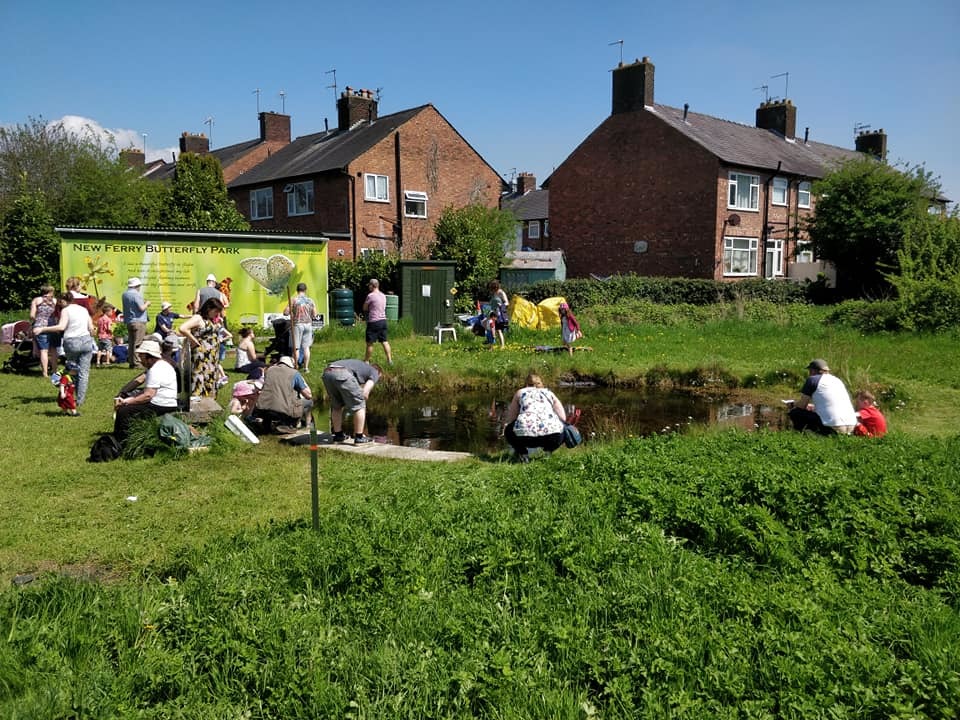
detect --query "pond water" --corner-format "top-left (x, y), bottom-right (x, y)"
top-left (312, 387), bottom-right (789, 455)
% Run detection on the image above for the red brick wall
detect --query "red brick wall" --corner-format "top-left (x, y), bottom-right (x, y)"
top-left (549, 110), bottom-right (720, 278)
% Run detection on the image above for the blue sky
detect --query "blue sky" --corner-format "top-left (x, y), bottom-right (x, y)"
top-left (2, 0), bottom-right (958, 206)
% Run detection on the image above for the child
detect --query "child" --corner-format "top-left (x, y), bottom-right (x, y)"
top-left (55, 361), bottom-right (80, 416)
top-left (558, 302), bottom-right (582, 355)
top-left (854, 389), bottom-right (887, 437)
top-left (483, 310), bottom-right (505, 349)
top-left (96, 303), bottom-right (115, 366)
top-left (154, 301), bottom-right (182, 336)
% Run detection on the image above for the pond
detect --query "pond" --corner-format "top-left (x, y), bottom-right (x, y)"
top-left (312, 387), bottom-right (789, 455)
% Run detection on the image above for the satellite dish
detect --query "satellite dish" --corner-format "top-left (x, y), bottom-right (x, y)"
top-left (728, 214), bottom-right (741, 227)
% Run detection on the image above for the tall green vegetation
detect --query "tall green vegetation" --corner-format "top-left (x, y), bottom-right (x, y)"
top-left (156, 152), bottom-right (248, 230)
top-left (807, 158), bottom-right (938, 298)
top-left (431, 204), bottom-right (514, 307)
top-left (0, 193), bottom-right (60, 309)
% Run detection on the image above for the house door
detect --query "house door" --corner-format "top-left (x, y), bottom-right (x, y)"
top-left (765, 240), bottom-right (784, 279)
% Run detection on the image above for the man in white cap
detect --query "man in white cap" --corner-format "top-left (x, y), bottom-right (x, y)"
top-left (787, 358), bottom-right (857, 435)
top-left (113, 339), bottom-right (178, 446)
top-left (121, 278), bottom-right (150, 368)
top-left (252, 356), bottom-right (313, 433)
top-left (194, 273), bottom-right (229, 311)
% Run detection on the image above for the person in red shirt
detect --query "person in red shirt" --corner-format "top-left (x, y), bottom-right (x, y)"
top-left (854, 390), bottom-right (888, 437)
top-left (56, 361), bottom-right (80, 416)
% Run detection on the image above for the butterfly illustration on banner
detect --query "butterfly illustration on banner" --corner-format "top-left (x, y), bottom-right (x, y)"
top-left (239, 254), bottom-right (297, 295)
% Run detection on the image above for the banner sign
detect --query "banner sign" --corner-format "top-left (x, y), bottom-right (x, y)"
top-left (57, 228), bottom-right (329, 327)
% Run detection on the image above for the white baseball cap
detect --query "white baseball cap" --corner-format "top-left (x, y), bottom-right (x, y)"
top-left (127, 277), bottom-right (142, 288)
top-left (206, 274), bottom-right (218, 282)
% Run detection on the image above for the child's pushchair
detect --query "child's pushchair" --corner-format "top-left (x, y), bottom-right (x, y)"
top-left (263, 317), bottom-right (291, 363)
top-left (1, 321), bottom-right (41, 374)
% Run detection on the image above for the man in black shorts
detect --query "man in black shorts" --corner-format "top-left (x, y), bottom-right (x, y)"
top-left (362, 279), bottom-right (393, 365)
top-left (321, 359), bottom-right (381, 444)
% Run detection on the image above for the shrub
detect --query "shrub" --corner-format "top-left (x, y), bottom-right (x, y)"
top-left (826, 300), bottom-right (904, 332)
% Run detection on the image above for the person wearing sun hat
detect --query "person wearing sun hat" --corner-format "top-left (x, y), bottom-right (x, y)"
top-left (112, 339), bottom-right (179, 445)
top-left (121, 277), bottom-right (150, 369)
top-left (194, 273), bottom-right (229, 311)
top-left (787, 358), bottom-right (857, 435)
top-left (154, 300), bottom-right (182, 336)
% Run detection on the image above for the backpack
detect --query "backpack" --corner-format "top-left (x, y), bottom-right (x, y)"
top-left (89, 433), bottom-right (122, 463)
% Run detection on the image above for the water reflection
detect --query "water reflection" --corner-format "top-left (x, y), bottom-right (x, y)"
top-left (311, 388), bottom-right (786, 455)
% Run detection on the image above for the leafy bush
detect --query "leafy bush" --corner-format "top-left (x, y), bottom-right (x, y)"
top-left (826, 300), bottom-right (905, 331)
top-left (328, 254), bottom-right (399, 314)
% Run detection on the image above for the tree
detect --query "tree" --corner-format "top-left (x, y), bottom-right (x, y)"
top-left (430, 204), bottom-right (515, 306)
top-left (806, 158), bottom-right (935, 297)
top-left (157, 153), bottom-right (248, 230)
top-left (0, 193), bottom-right (60, 310)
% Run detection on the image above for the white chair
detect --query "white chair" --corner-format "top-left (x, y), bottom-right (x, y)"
top-left (435, 324), bottom-right (457, 344)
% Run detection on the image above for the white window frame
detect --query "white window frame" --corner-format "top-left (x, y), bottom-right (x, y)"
top-left (765, 239), bottom-right (785, 278)
top-left (249, 187), bottom-right (273, 220)
top-left (796, 240), bottom-right (814, 263)
top-left (364, 173), bottom-right (390, 202)
top-left (403, 190), bottom-right (427, 218)
top-left (360, 247), bottom-right (387, 258)
top-left (723, 236), bottom-right (758, 276)
top-left (286, 181), bottom-right (314, 216)
top-left (772, 177), bottom-right (788, 206)
top-left (797, 181), bottom-right (812, 209)
top-left (528, 220), bottom-right (541, 239)
top-left (728, 172), bottom-right (760, 211)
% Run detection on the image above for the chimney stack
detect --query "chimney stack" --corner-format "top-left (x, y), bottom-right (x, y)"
top-left (337, 87), bottom-right (378, 131)
top-left (516, 172), bottom-right (536, 194)
top-left (179, 132), bottom-right (209, 154)
top-left (259, 111), bottom-right (291, 143)
top-left (119, 148), bottom-right (145, 170)
top-left (612, 56), bottom-right (655, 115)
top-left (756, 100), bottom-right (797, 140)
top-left (855, 129), bottom-right (887, 161)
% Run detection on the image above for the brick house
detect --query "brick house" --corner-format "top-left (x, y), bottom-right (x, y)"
top-left (500, 173), bottom-right (550, 251)
top-left (227, 88), bottom-right (506, 260)
top-left (546, 57), bottom-right (884, 282)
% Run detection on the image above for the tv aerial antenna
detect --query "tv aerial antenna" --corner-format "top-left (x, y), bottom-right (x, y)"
top-left (854, 122), bottom-right (872, 137)
top-left (279, 90), bottom-right (286, 113)
top-left (325, 69), bottom-right (337, 101)
top-left (753, 84), bottom-right (769, 103)
top-left (608, 39), bottom-right (624, 65)
top-left (770, 71), bottom-right (789, 100)
top-left (204, 116), bottom-right (214, 145)
top-left (253, 88), bottom-right (261, 114)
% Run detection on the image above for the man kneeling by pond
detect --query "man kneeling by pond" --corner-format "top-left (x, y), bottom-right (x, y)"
top-left (251, 356), bottom-right (313, 433)
top-left (787, 358), bottom-right (857, 436)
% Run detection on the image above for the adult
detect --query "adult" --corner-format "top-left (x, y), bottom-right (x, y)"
top-left (489, 279), bottom-right (509, 327)
top-left (154, 301), bottom-right (182, 336)
top-left (854, 390), bottom-right (888, 438)
top-left (284, 282), bottom-right (317, 372)
top-left (30, 284), bottom-right (59, 377)
top-left (121, 277), bottom-right (150, 369)
top-left (502, 373), bottom-right (567, 462)
top-left (112, 340), bottom-right (179, 446)
top-left (362, 278), bottom-right (393, 365)
top-left (65, 276), bottom-right (95, 314)
top-left (253, 356), bottom-right (314, 432)
top-left (35, 294), bottom-right (95, 406)
top-left (234, 327), bottom-right (266, 378)
top-left (177, 297), bottom-right (225, 398)
top-left (321, 359), bottom-right (381, 444)
top-left (194, 273), bottom-right (229, 312)
top-left (788, 359), bottom-right (857, 435)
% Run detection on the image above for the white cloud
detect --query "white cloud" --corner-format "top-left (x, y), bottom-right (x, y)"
top-left (49, 115), bottom-right (176, 164)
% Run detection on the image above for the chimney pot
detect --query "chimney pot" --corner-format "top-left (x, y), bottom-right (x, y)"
top-left (612, 56), bottom-right (655, 115)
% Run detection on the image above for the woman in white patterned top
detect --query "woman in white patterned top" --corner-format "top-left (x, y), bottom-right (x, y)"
top-left (502, 373), bottom-right (567, 462)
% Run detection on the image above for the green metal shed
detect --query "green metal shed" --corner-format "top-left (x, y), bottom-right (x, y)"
top-left (399, 260), bottom-right (457, 334)
top-left (499, 251), bottom-right (566, 291)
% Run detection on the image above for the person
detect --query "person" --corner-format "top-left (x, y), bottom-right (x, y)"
top-left (35, 293), bottom-right (95, 406)
top-left (228, 379), bottom-right (261, 418)
top-left (252, 356), bottom-right (314, 433)
top-left (95, 302), bottom-right (115, 366)
top-left (121, 277), bottom-right (150, 369)
top-left (177, 297), bottom-right (225, 398)
top-left (65, 276), bottom-right (95, 314)
top-left (112, 340), bottom-right (179, 446)
top-left (489, 279), bottom-right (509, 330)
top-left (854, 390), bottom-right (888, 438)
top-left (321, 359), bottom-right (381, 444)
top-left (501, 373), bottom-right (567, 462)
top-left (234, 327), bottom-right (266, 378)
top-left (30, 284), bottom-right (60, 377)
top-left (284, 282), bottom-right (317, 372)
top-left (117, 335), bottom-right (184, 405)
top-left (154, 301), bottom-right (182, 336)
top-left (194, 273), bottom-right (229, 312)
top-left (483, 310), bottom-right (505, 349)
top-left (559, 302), bottom-right (583, 355)
top-left (56, 361), bottom-right (80, 416)
top-left (363, 278), bottom-right (393, 365)
top-left (787, 358), bottom-right (857, 435)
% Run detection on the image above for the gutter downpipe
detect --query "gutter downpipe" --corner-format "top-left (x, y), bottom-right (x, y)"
top-left (394, 132), bottom-right (403, 254)
top-left (345, 170), bottom-right (358, 260)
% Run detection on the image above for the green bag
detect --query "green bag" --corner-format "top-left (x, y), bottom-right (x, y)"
top-left (158, 414), bottom-right (211, 449)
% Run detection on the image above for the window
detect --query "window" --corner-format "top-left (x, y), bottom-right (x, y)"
top-left (544, 220), bottom-right (550, 237)
top-left (796, 241), bottom-right (814, 263)
top-left (528, 221), bottom-right (540, 239)
top-left (250, 187), bottom-right (273, 220)
top-left (723, 236), bottom-right (758, 276)
top-left (772, 177), bottom-right (788, 206)
top-left (364, 173), bottom-right (389, 202)
top-left (728, 172), bottom-right (760, 211)
top-left (765, 240), bottom-right (784, 278)
top-left (360, 248), bottom-right (386, 258)
top-left (286, 181), bottom-right (314, 216)
top-left (797, 181), bottom-right (811, 208)
top-left (403, 190), bottom-right (427, 218)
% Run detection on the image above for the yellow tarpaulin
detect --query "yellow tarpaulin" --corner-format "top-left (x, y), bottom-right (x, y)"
top-left (508, 295), bottom-right (567, 330)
